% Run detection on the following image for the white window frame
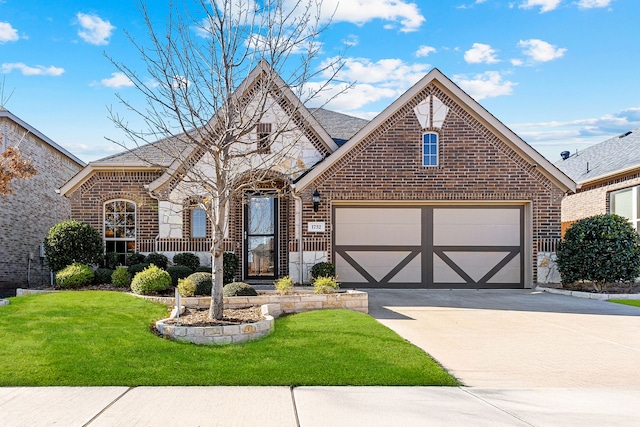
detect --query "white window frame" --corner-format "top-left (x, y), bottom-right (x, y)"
top-left (104, 199), bottom-right (137, 260)
top-left (422, 132), bottom-right (439, 167)
top-left (610, 186), bottom-right (639, 230)
top-left (192, 208), bottom-right (207, 238)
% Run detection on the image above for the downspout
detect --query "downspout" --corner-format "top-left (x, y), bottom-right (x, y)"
top-left (292, 192), bottom-right (304, 285)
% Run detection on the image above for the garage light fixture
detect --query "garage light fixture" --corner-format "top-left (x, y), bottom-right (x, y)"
top-left (312, 190), bottom-right (321, 212)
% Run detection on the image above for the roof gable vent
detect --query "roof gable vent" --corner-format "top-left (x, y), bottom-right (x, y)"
top-left (560, 150), bottom-right (570, 160)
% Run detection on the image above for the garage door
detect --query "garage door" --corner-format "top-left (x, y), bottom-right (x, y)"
top-left (333, 205), bottom-right (524, 288)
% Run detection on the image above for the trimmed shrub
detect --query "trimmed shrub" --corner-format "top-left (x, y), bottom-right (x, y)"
top-left (125, 252), bottom-right (146, 267)
top-left (111, 266), bottom-right (131, 288)
top-left (103, 252), bottom-right (120, 270)
top-left (311, 262), bottom-right (335, 280)
top-left (173, 252), bottom-right (200, 271)
top-left (145, 252), bottom-right (168, 270)
top-left (223, 252), bottom-right (239, 284)
top-left (55, 263), bottom-right (94, 289)
top-left (195, 266), bottom-right (212, 273)
top-left (557, 214), bottom-right (640, 292)
top-left (186, 272), bottom-right (213, 295)
top-left (167, 265), bottom-right (194, 287)
top-left (313, 276), bottom-right (340, 294)
top-left (130, 264), bottom-right (171, 295)
top-left (94, 268), bottom-right (114, 285)
top-left (275, 276), bottom-right (293, 295)
top-left (128, 263), bottom-right (150, 277)
top-left (177, 278), bottom-right (196, 297)
top-left (223, 282), bottom-right (257, 297)
top-left (44, 220), bottom-right (103, 271)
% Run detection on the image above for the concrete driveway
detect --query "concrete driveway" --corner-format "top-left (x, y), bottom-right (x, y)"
top-left (367, 289), bottom-right (640, 388)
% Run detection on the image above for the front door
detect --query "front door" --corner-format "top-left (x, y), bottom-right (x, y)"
top-left (244, 194), bottom-right (278, 280)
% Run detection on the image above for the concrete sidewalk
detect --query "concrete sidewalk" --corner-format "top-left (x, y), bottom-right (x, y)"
top-left (2, 386), bottom-right (640, 426)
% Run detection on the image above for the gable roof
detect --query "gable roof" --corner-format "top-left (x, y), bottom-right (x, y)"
top-left (554, 128), bottom-right (640, 186)
top-left (310, 108), bottom-right (369, 146)
top-left (0, 108), bottom-right (85, 167)
top-left (294, 68), bottom-right (576, 194)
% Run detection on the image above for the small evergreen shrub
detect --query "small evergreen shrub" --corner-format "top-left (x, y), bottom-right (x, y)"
top-left (130, 264), bottom-right (171, 295)
top-left (128, 263), bottom-right (150, 277)
top-left (311, 262), bottom-right (335, 280)
top-left (557, 214), bottom-right (640, 292)
top-left (275, 276), bottom-right (293, 295)
top-left (145, 252), bottom-right (168, 270)
top-left (313, 276), bottom-right (340, 294)
top-left (167, 265), bottom-right (194, 287)
top-left (223, 252), bottom-right (239, 284)
top-left (177, 278), bottom-right (196, 297)
top-left (173, 252), bottom-right (200, 271)
top-left (55, 263), bottom-right (94, 289)
top-left (125, 252), bottom-right (146, 267)
top-left (195, 266), bottom-right (212, 273)
top-left (44, 220), bottom-right (103, 271)
top-left (186, 272), bottom-right (213, 295)
top-left (103, 252), bottom-right (120, 270)
top-left (94, 268), bottom-right (114, 285)
top-left (223, 282), bottom-right (258, 297)
top-left (111, 266), bottom-right (131, 288)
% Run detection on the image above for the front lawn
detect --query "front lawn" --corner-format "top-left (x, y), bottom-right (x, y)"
top-left (0, 291), bottom-right (458, 386)
top-left (610, 299), bottom-right (640, 308)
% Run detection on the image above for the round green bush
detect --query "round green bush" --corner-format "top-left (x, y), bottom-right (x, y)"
top-left (125, 252), bottom-right (146, 267)
top-left (195, 266), bottom-right (212, 273)
top-left (557, 214), bottom-right (640, 292)
top-left (103, 252), bottom-right (120, 270)
top-left (128, 263), bottom-right (150, 277)
top-left (94, 268), bottom-right (114, 285)
top-left (111, 266), bottom-right (131, 288)
top-left (311, 262), bottom-right (335, 280)
top-left (177, 278), bottom-right (196, 297)
top-left (173, 252), bottom-right (200, 271)
top-left (55, 263), bottom-right (94, 289)
top-left (186, 272), bottom-right (213, 295)
top-left (313, 276), bottom-right (340, 294)
top-left (167, 265), bottom-right (194, 287)
top-left (44, 220), bottom-right (103, 271)
top-left (145, 252), bottom-right (168, 269)
top-left (223, 252), bottom-right (239, 284)
top-left (130, 264), bottom-right (171, 295)
top-left (223, 282), bottom-right (257, 297)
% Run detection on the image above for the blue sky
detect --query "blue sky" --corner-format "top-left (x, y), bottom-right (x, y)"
top-left (1, 0), bottom-right (639, 163)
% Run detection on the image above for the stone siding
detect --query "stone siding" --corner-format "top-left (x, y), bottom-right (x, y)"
top-left (0, 116), bottom-right (82, 295)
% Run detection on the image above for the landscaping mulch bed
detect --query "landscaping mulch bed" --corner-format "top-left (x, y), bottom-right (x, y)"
top-left (163, 306), bottom-right (264, 327)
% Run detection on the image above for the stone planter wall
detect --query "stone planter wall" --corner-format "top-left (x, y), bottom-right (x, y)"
top-left (155, 306), bottom-right (275, 345)
top-left (141, 289), bottom-right (368, 315)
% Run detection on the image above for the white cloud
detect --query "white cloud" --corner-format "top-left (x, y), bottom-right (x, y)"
top-left (518, 39), bottom-right (566, 62)
top-left (577, 0), bottom-right (612, 8)
top-left (519, 0), bottom-right (562, 13)
top-left (76, 12), bottom-right (115, 45)
top-left (310, 0), bottom-right (426, 32)
top-left (464, 43), bottom-right (499, 64)
top-left (416, 45), bottom-right (437, 57)
top-left (100, 72), bottom-right (134, 88)
top-left (0, 22), bottom-right (18, 43)
top-left (453, 71), bottom-right (516, 100)
top-left (511, 58), bottom-right (524, 66)
top-left (1, 62), bottom-right (64, 76)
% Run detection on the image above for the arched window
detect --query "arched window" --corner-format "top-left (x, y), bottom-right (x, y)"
top-left (104, 200), bottom-right (136, 264)
top-left (422, 132), bottom-right (439, 167)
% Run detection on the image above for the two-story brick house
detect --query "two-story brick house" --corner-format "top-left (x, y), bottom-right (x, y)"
top-left (60, 65), bottom-right (575, 288)
top-left (0, 109), bottom-right (85, 296)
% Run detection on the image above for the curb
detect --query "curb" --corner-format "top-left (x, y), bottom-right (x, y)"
top-left (536, 286), bottom-right (640, 300)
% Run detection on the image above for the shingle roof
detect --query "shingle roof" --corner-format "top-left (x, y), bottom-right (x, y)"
top-left (554, 128), bottom-right (640, 184)
top-left (309, 108), bottom-right (369, 146)
top-left (91, 108), bottom-right (369, 165)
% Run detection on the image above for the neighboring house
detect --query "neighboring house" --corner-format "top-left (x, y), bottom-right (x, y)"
top-left (60, 66), bottom-right (575, 288)
top-left (555, 128), bottom-right (640, 234)
top-left (0, 109), bottom-right (85, 297)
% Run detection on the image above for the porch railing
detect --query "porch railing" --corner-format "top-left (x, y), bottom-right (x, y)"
top-left (537, 238), bottom-right (560, 253)
top-left (138, 238), bottom-right (236, 253)
top-left (288, 237), bottom-right (329, 253)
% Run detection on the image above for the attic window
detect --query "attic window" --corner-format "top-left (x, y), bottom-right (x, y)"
top-left (422, 132), bottom-right (439, 167)
top-left (257, 122), bottom-right (272, 153)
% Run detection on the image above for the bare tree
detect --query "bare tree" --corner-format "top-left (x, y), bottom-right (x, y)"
top-left (0, 133), bottom-right (37, 197)
top-left (108, 0), bottom-right (345, 319)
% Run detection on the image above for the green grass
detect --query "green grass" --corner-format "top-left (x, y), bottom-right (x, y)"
top-left (610, 299), bottom-right (640, 308)
top-left (0, 291), bottom-right (458, 386)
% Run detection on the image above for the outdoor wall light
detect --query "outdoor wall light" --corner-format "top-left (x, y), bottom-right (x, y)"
top-left (312, 190), bottom-right (321, 212)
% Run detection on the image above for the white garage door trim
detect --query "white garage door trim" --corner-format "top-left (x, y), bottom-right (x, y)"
top-left (333, 204), bottom-right (525, 289)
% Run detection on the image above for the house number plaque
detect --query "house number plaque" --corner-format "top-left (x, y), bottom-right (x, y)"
top-left (307, 222), bottom-right (326, 232)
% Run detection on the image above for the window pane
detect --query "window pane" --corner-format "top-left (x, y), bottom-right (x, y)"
top-left (248, 196), bottom-right (274, 235)
top-left (611, 189), bottom-right (633, 220)
top-left (192, 209), bottom-right (207, 238)
top-left (247, 236), bottom-right (274, 276)
top-left (422, 133), bottom-right (438, 167)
